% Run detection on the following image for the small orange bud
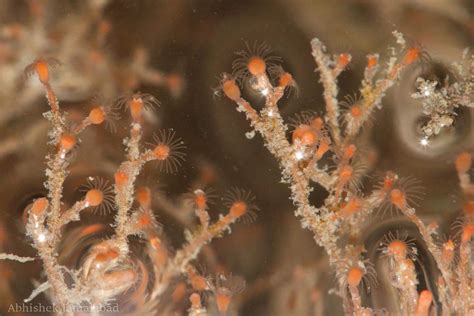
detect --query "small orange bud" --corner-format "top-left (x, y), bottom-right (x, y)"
top-left (367, 55), bottom-right (378, 68)
top-left (172, 282), bottom-right (187, 303)
top-left (190, 293), bottom-right (202, 308)
top-left (403, 47), bottom-right (420, 65)
top-left (60, 133), bottom-right (76, 151)
top-left (138, 213), bottom-right (152, 228)
top-left (463, 201), bottom-right (474, 216)
top-left (343, 144), bottom-right (357, 160)
top-left (216, 293), bottom-right (231, 313)
top-left (247, 56), bottom-right (266, 76)
top-left (338, 53), bottom-right (350, 67)
top-left (293, 125), bottom-right (318, 146)
top-left (136, 186), bottom-right (151, 209)
top-left (114, 171), bottom-right (128, 187)
top-left (315, 139), bottom-right (331, 160)
top-left (278, 72), bottom-right (293, 87)
top-left (310, 117), bottom-right (324, 131)
top-left (230, 201), bottom-right (247, 218)
top-left (347, 267), bottom-right (363, 287)
top-left (85, 189), bottom-right (103, 207)
top-left (191, 275), bottom-right (208, 291)
top-left (35, 60), bottom-right (49, 84)
top-left (340, 197), bottom-right (362, 217)
top-left (455, 152), bottom-right (472, 174)
top-left (390, 189), bottom-right (406, 209)
top-left (442, 240), bottom-right (455, 263)
top-left (222, 79), bottom-right (241, 101)
top-left (89, 107), bottom-right (105, 125)
top-left (387, 240), bottom-right (408, 258)
top-left (153, 144), bottom-right (170, 161)
top-left (129, 98), bottom-right (143, 121)
top-left (194, 191), bottom-right (207, 209)
top-left (339, 165), bottom-right (353, 182)
top-left (462, 224), bottom-right (474, 242)
top-left (30, 198), bottom-right (49, 216)
top-left (350, 105), bottom-right (362, 118)
top-left (416, 290), bottom-right (433, 316)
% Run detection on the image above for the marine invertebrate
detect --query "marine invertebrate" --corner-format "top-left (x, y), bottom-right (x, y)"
top-left (220, 32), bottom-right (474, 314)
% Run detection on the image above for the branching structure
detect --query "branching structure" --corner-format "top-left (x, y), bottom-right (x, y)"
top-left (412, 50), bottom-right (473, 138)
top-left (220, 32), bottom-right (474, 315)
top-left (0, 0), bottom-right (183, 161)
top-left (0, 60), bottom-right (253, 315)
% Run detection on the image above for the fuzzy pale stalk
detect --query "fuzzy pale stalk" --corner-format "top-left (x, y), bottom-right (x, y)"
top-left (232, 75), bottom-right (344, 268)
top-left (311, 38), bottom-right (342, 147)
top-left (398, 206), bottom-right (454, 302)
top-left (390, 256), bottom-right (419, 314)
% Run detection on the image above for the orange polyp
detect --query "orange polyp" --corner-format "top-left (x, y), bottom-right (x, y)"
top-left (35, 60), bottom-right (49, 84)
top-left (230, 201), bottom-right (247, 218)
top-left (390, 189), bottom-right (406, 209)
top-left (350, 105), bottom-right (362, 118)
top-left (195, 192), bottom-right (207, 209)
top-left (278, 72), bottom-right (293, 87)
top-left (343, 144), bottom-right (357, 160)
top-left (156, 247), bottom-right (169, 266)
top-left (31, 198), bottom-right (48, 216)
top-left (416, 290), bottom-right (433, 316)
top-left (455, 152), bottom-right (472, 174)
top-left (338, 53), bottom-right (350, 67)
top-left (216, 293), bottom-right (231, 313)
top-left (136, 186), bottom-right (151, 208)
top-left (403, 47), bottom-right (420, 65)
top-left (310, 117), bottom-right (324, 131)
top-left (339, 165), bottom-right (353, 183)
top-left (315, 139), bottom-right (331, 159)
top-left (86, 189), bottom-right (104, 207)
top-left (79, 224), bottom-right (105, 238)
top-left (166, 73), bottom-right (184, 96)
top-left (367, 55), bottom-right (378, 68)
top-left (442, 240), bottom-right (455, 263)
top-left (98, 20), bottom-right (111, 37)
top-left (149, 236), bottom-right (162, 250)
top-left (95, 249), bottom-right (119, 263)
top-left (138, 213), bottom-right (152, 228)
top-left (60, 133), bottom-right (76, 151)
top-left (129, 98), bottom-right (143, 121)
top-left (293, 125), bottom-right (318, 146)
top-left (461, 224), bottom-right (474, 242)
top-left (153, 144), bottom-right (171, 161)
top-left (463, 201), bottom-right (474, 216)
top-left (114, 171), bottom-right (128, 187)
top-left (191, 275), bottom-right (208, 291)
top-left (190, 293), bottom-right (202, 308)
top-left (222, 79), bottom-right (241, 101)
top-left (89, 107), bottom-right (105, 125)
top-left (292, 125), bottom-right (309, 140)
top-left (247, 56), bottom-right (266, 76)
top-left (387, 240), bottom-right (408, 258)
top-left (383, 173), bottom-right (396, 191)
top-left (149, 237), bottom-right (169, 266)
top-left (172, 282), bottom-right (187, 303)
top-left (341, 197), bottom-right (361, 216)
top-left (301, 130), bottom-right (318, 146)
top-left (347, 267), bottom-right (363, 287)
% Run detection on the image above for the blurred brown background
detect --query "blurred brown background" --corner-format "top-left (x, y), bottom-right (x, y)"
top-left (0, 0), bottom-right (472, 314)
